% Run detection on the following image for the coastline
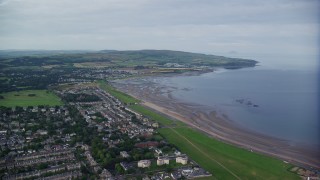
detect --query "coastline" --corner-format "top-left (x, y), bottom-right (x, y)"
top-left (112, 76), bottom-right (320, 169)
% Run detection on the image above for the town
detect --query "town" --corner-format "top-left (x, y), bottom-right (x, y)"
top-left (0, 50), bottom-right (315, 179)
top-left (0, 83), bottom-right (212, 179)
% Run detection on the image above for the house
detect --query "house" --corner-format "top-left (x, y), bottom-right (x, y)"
top-left (171, 171), bottom-right (182, 179)
top-left (157, 157), bottom-right (170, 166)
top-left (120, 162), bottom-right (130, 171)
top-left (135, 141), bottom-right (159, 148)
top-left (138, 160), bottom-right (151, 168)
top-left (100, 169), bottom-right (113, 179)
top-left (154, 148), bottom-right (162, 156)
top-left (67, 163), bottom-right (81, 170)
top-left (37, 130), bottom-right (48, 135)
top-left (120, 151), bottom-right (130, 158)
top-left (152, 123), bottom-right (159, 128)
top-left (174, 150), bottom-right (181, 156)
top-left (142, 176), bottom-right (151, 180)
top-left (181, 168), bottom-right (193, 176)
top-left (176, 156), bottom-right (188, 165)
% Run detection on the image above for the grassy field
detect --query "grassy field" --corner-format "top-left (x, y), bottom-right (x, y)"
top-left (98, 80), bottom-right (140, 104)
top-left (128, 105), bottom-right (298, 179)
top-left (0, 90), bottom-right (63, 107)
top-left (159, 127), bottom-right (298, 180)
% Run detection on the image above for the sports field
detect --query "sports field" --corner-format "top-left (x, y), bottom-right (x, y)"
top-left (0, 90), bottom-right (63, 107)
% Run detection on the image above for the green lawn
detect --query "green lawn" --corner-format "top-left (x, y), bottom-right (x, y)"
top-left (0, 90), bottom-right (63, 107)
top-left (98, 80), bottom-right (139, 104)
top-left (159, 127), bottom-right (298, 180)
top-left (130, 106), bottom-right (298, 179)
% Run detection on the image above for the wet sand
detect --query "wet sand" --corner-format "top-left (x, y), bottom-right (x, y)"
top-left (112, 77), bottom-right (320, 169)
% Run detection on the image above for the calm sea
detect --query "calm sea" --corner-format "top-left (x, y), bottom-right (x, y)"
top-left (152, 66), bottom-right (319, 147)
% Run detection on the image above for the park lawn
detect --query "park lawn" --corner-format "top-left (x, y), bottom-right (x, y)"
top-left (130, 104), bottom-right (185, 126)
top-left (158, 127), bottom-right (299, 180)
top-left (98, 80), bottom-right (140, 104)
top-left (0, 90), bottom-right (63, 107)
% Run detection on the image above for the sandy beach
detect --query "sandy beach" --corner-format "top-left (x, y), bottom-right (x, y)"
top-left (112, 77), bottom-right (320, 169)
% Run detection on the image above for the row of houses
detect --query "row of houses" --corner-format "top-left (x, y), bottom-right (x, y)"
top-left (15, 148), bottom-right (74, 161)
top-left (3, 163), bottom-right (81, 180)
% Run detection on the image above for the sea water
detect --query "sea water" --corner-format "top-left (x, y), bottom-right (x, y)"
top-left (153, 67), bottom-right (319, 147)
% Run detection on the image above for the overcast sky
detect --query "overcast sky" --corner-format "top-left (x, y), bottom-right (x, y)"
top-left (0, 0), bottom-right (319, 67)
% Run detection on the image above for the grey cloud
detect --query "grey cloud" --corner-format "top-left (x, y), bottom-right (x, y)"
top-left (0, 0), bottom-right (318, 68)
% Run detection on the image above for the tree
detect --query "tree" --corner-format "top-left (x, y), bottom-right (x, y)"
top-left (37, 163), bottom-right (49, 170)
top-left (166, 167), bottom-right (174, 173)
top-left (115, 163), bottom-right (124, 174)
top-left (144, 152), bottom-right (154, 159)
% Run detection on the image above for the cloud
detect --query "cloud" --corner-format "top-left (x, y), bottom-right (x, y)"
top-left (0, 0), bottom-right (11, 6)
top-left (0, 0), bottom-right (318, 67)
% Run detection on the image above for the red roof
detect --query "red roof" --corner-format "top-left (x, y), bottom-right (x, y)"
top-left (135, 141), bottom-right (159, 148)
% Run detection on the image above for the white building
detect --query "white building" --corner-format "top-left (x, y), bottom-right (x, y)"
top-left (174, 150), bottom-right (181, 156)
top-left (120, 151), bottom-right (130, 158)
top-left (176, 156), bottom-right (188, 165)
top-left (182, 168), bottom-right (193, 176)
top-left (100, 169), bottom-right (113, 179)
top-left (152, 123), bottom-right (159, 128)
top-left (155, 149), bottom-right (162, 156)
top-left (157, 157), bottom-right (170, 166)
top-left (37, 130), bottom-right (48, 135)
top-left (138, 160), bottom-right (151, 168)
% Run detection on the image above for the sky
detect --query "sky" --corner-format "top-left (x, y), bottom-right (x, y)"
top-left (0, 0), bottom-right (319, 68)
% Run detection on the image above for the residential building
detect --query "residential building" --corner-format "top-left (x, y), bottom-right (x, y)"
top-left (138, 160), bottom-right (151, 168)
top-left (120, 151), bottom-right (130, 158)
top-left (176, 156), bottom-right (188, 165)
top-left (157, 157), bottom-right (170, 166)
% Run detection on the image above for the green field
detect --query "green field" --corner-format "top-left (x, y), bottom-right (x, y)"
top-left (129, 105), bottom-right (298, 179)
top-left (98, 80), bottom-right (140, 104)
top-left (0, 90), bottom-right (63, 107)
top-left (159, 127), bottom-right (298, 180)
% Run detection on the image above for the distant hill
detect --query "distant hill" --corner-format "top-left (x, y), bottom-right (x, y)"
top-left (0, 49), bottom-right (258, 68)
top-left (0, 50), bottom-right (94, 58)
top-left (96, 49), bottom-right (258, 67)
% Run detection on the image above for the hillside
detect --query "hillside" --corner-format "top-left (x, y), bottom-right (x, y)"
top-left (0, 50), bottom-right (258, 69)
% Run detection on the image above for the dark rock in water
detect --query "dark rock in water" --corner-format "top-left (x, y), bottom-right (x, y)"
top-left (246, 101), bottom-right (253, 106)
top-left (236, 98), bottom-right (259, 108)
top-left (236, 99), bottom-right (245, 104)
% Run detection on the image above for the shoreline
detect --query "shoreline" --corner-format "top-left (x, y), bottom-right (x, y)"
top-left (112, 77), bottom-right (320, 169)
